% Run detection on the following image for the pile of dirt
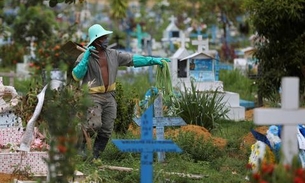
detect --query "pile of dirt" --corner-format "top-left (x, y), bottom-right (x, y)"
top-left (128, 109), bottom-right (267, 150)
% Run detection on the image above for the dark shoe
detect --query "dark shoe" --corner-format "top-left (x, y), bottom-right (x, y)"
top-left (93, 136), bottom-right (109, 159)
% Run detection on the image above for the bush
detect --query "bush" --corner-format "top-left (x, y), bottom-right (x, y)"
top-left (170, 80), bottom-right (229, 131)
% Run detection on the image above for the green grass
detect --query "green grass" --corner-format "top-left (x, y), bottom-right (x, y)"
top-left (219, 69), bottom-right (257, 101)
top-left (75, 119), bottom-right (256, 183)
top-left (0, 68), bottom-right (258, 182)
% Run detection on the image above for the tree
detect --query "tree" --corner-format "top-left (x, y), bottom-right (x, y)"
top-left (109, 0), bottom-right (128, 26)
top-left (12, 5), bottom-right (58, 46)
top-left (244, 0), bottom-right (305, 102)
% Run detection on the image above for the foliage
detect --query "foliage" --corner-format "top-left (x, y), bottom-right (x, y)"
top-left (13, 76), bottom-right (91, 183)
top-left (172, 130), bottom-right (225, 162)
top-left (31, 35), bottom-right (73, 75)
top-left (170, 80), bottom-right (229, 131)
top-left (219, 69), bottom-right (257, 101)
top-left (114, 82), bottom-right (137, 134)
top-left (243, 0), bottom-right (305, 100)
top-left (30, 23), bottom-right (79, 78)
top-left (0, 42), bottom-right (25, 67)
top-left (13, 80), bottom-right (43, 126)
top-left (47, 0), bottom-right (85, 7)
top-left (109, 0), bottom-right (128, 21)
top-left (12, 5), bottom-right (58, 46)
top-left (42, 82), bottom-right (91, 183)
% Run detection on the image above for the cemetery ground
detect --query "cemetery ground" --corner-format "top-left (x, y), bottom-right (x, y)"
top-left (0, 113), bottom-right (258, 183)
top-left (0, 69), bottom-right (266, 182)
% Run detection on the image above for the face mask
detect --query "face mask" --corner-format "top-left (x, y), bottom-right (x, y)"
top-left (99, 39), bottom-right (109, 50)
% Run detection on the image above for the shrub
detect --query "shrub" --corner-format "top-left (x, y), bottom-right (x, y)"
top-left (172, 130), bottom-right (225, 162)
top-left (170, 80), bottom-right (229, 131)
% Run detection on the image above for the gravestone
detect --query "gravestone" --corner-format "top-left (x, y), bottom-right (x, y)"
top-left (179, 35), bottom-right (222, 91)
top-left (113, 105), bottom-right (182, 183)
top-left (162, 15), bottom-right (182, 54)
top-left (0, 77), bottom-right (21, 128)
top-left (254, 77), bottom-right (305, 165)
top-left (16, 37), bottom-right (36, 79)
top-left (134, 93), bottom-right (186, 162)
top-left (170, 32), bottom-right (191, 88)
top-left (16, 55), bottom-right (31, 79)
top-left (176, 35), bottom-right (245, 121)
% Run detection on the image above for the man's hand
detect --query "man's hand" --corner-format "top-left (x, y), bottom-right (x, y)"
top-left (158, 58), bottom-right (171, 68)
top-left (84, 46), bottom-right (96, 58)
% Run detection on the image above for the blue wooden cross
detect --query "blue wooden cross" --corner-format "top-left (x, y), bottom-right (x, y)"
top-left (112, 105), bottom-right (182, 183)
top-left (134, 94), bottom-right (186, 162)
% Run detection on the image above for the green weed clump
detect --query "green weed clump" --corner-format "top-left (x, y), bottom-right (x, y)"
top-left (170, 80), bottom-right (229, 131)
top-left (171, 130), bottom-right (225, 162)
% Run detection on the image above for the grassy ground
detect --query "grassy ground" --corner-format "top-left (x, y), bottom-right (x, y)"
top-left (75, 119), bottom-right (256, 183)
top-left (0, 67), bottom-right (259, 182)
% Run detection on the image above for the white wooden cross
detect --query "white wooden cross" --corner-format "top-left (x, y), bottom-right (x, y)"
top-left (191, 35), bottom-right (209, 52)
top-left (254, 77), bottom-right (305, 165)
top-left (169, 15), bottom-right (176, 25)
top-left (177, 32), bottom-right (190, 49)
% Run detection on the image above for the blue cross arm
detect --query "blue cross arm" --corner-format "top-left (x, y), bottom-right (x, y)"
top-left (112, 139), bottom-right (183, 153)
top-left (133, 117), bottom-right (187, 127)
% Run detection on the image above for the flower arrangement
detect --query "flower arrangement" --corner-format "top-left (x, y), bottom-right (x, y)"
top-left (247, 125), bottom-right (305, 183)
top-left (247, 159), bottom-right (305, 183)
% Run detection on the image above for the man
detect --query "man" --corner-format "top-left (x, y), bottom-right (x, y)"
top-left (72, 24), bottom-right (170, 159)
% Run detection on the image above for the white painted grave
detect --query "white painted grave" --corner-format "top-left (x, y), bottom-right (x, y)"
top-left (0, 77), bottom-right (21, 128)
top-left (170, 32), bottom-right (191, 88)
top-left (172, 35), bottom-right (245, 121)
top-left (162, 15), bottom-right (182, 54)
top-left (254, 77), bottom-right (305, 165)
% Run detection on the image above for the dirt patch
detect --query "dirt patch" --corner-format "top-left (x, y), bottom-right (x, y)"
top-left (0, 173), bottom-right (31, 183)
top-left (128, 109), bottom-right (265, 150)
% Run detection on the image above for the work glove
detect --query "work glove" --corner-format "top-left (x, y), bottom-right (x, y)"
top-left (133, 54), bottom-right (171, 68)
top-left (72, 46), bottom-right (96, 80)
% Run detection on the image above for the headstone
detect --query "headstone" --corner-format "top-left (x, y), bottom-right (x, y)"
top-left (134, 93), bottom-right (186, 162)
top-left (0, 77), bottom-right (21, 128)
top-left (176, 36), bottom-right (245, 121)
top-left (162, 15), bottom-right (182, 54)
top-left (16, 55), bottom-right (31, 79)
top-left (170, 32), bottom-right (191, 88)
top-left (181, 35), bottom-right (220, 85)
top-left (113, 105), bottom-right (182, 183)
top-left (254, 77), bottom-right (305, 165)
top-left (191, 35), bottom-right (209, 52)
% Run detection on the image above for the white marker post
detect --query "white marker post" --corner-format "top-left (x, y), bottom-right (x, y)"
top-left (254, 77), bottom-right (305, 165)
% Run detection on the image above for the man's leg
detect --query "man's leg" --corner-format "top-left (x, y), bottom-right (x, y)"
top-left (93, 92), bottom-right (117, 159)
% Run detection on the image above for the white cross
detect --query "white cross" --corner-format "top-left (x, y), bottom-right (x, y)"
top-left (191, 35), bottom-right (209, 52)
top-left (254, 77), bottom-right (305, 165)
top-left (169, 15), bottom-right (176, 24)
top-left (175, 32), bottom-right (189, 49)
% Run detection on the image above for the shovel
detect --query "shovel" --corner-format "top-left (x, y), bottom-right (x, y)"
top-left (61, 41), bottom-right (99, 58)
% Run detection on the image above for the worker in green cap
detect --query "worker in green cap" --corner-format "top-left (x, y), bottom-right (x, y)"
top-left (72, 24), bottom-right (170, 160)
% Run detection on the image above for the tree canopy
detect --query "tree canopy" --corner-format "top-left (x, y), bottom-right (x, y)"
top-left (244, 0), bottom-right (305, 101)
